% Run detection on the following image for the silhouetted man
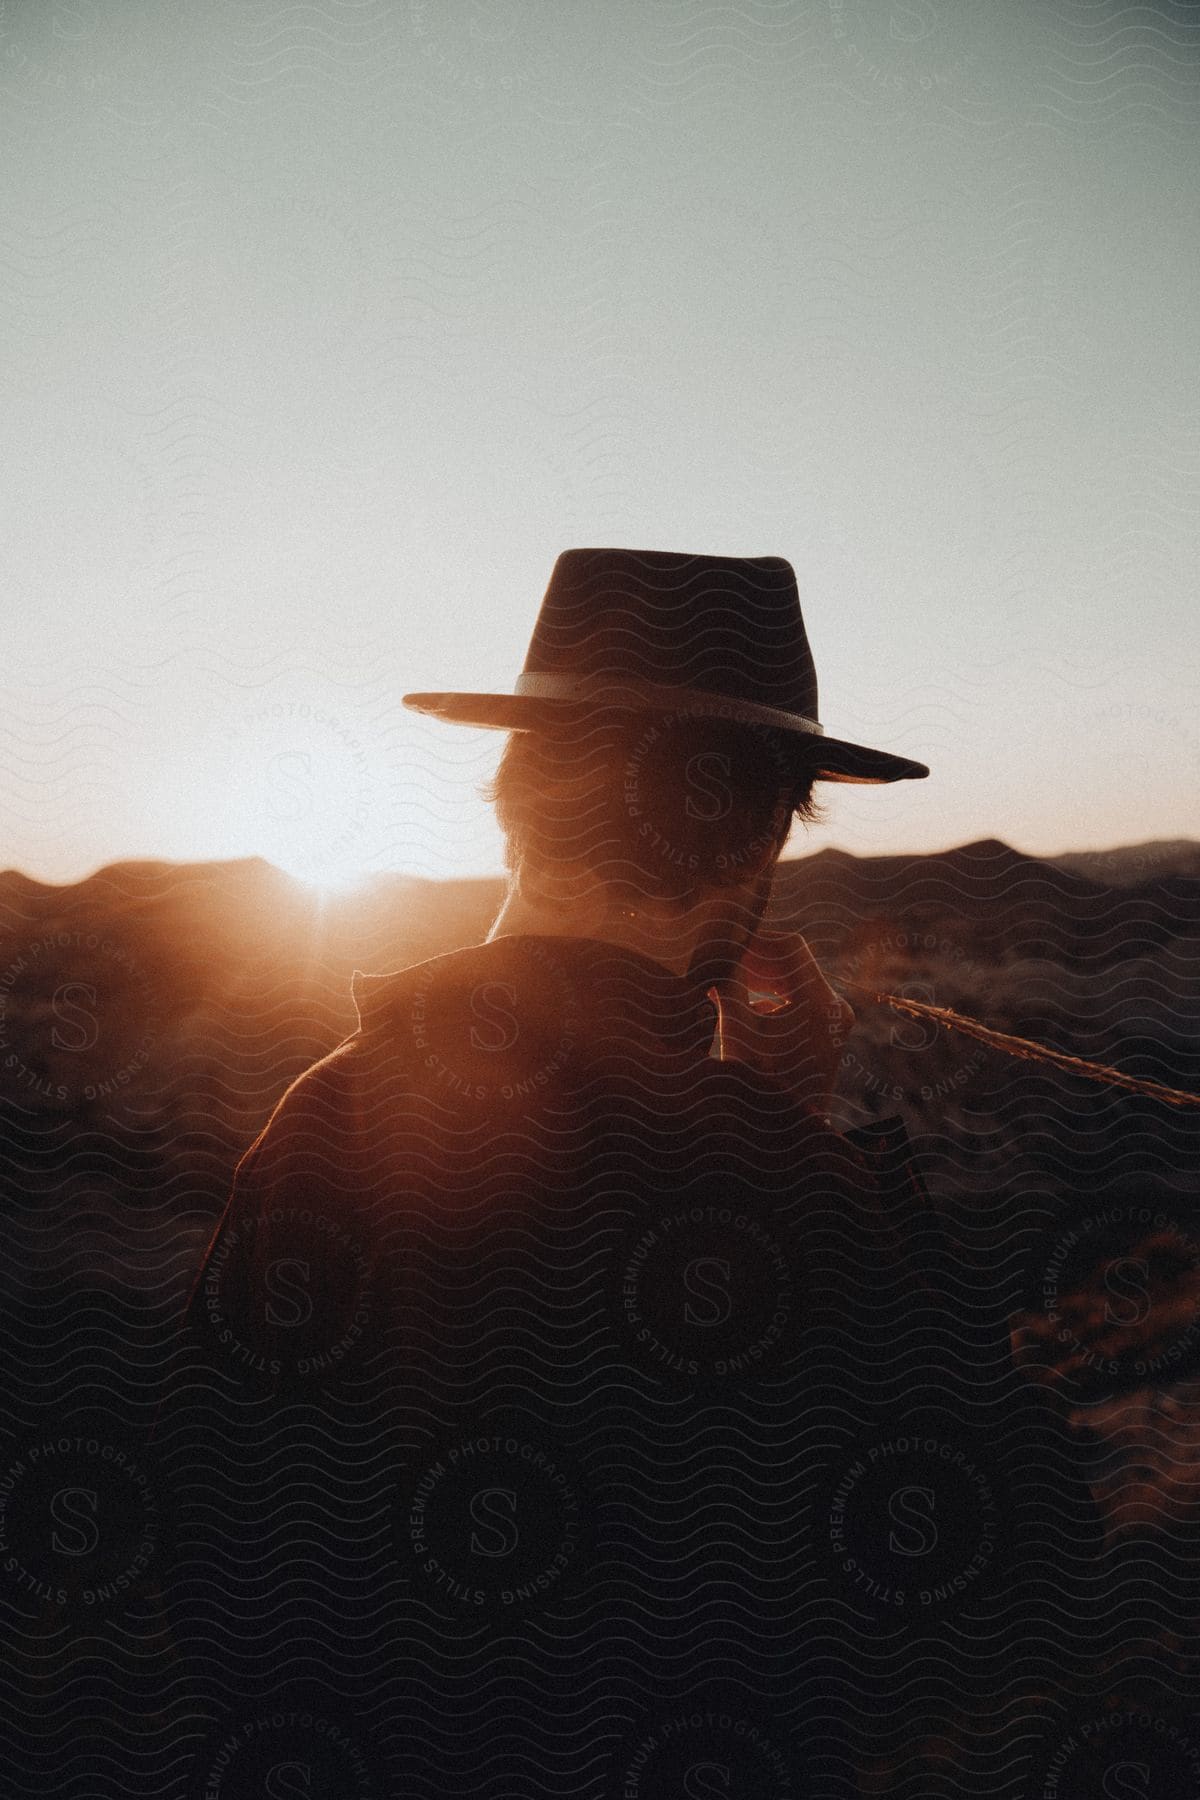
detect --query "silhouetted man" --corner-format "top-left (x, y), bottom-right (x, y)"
top-left (174, 549), bottom-right (952, 1794)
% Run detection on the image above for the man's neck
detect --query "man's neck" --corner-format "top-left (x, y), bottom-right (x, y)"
top-left (486, 873), bottom-right (774, 988)
top-left (486, 889), bottom-right (694, 978)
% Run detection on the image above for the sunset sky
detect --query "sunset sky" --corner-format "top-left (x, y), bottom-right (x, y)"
top-left (3, 0), bottom-right (1197, 890)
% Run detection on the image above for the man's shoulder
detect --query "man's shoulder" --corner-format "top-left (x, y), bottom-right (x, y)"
top-left (348, 936), bottom-right (546, 1039)
top-left (346, 937), bottom-right (586, 1102)
top-left (237, 940), bottom-right (577, 1147)
top-left (235, 1034), bottom-right (363, 1170)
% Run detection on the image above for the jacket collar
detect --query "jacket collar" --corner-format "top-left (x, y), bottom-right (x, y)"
top-left (351, 933), bottom-right (719, 1065)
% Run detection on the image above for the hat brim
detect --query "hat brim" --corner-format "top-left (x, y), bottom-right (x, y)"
top-left (402, 691), bottom-right (929, 786)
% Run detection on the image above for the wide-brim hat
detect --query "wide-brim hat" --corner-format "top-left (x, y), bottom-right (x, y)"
top-left (403, 548), bottom-right (929, 786)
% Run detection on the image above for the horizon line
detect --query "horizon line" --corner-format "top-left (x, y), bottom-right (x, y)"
top-left (4, 834), bottom-right (1196, 893)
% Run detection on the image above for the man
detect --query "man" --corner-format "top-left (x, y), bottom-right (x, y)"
top-left (173, 550), bottom-right (941, 1792)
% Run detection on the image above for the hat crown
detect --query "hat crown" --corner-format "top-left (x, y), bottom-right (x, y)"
top-left (400, 546), bottom-right (929, 786)
top-left (523, 548), bottom-right (820, 721)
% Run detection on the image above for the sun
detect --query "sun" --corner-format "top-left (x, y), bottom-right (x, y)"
top-left (213, 699), bottom-right (476, 887)
top-left (219, 703), bottom-right (382, 889)
top-left (272, 855), bottom-right (374, 897)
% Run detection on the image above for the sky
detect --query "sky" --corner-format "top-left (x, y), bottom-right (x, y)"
top-left (2, 0), bottom-right (1198, 889)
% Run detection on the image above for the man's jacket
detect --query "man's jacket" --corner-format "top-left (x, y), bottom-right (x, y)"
top-left (162, 933), bottom-right (1091, 1794)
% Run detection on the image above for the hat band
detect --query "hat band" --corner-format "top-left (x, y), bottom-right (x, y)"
top-left (512, 671), bottom-right (825, 736)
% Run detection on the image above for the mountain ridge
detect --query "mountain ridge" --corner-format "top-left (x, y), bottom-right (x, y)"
top-left (4, 835), bottom-right (1195, 901)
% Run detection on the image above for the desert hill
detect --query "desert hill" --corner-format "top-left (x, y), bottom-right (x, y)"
top-left (772, 837), bottom-right (1200, 961)
top-left (1048, 839), bottom-right (1200, 885)
top-left (1, 836), bottom-right (1195, 1174)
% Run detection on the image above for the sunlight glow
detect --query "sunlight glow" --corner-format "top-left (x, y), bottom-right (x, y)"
top-left (272, 856), bottom-right (374, 897)
top-left (221, 707), bottom-right (380, 890)
top-left (211, 705), bottom-right (483, 888)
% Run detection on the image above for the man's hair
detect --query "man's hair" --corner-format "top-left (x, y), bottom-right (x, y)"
top-left (481, 713), bottom-right (826, 908)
